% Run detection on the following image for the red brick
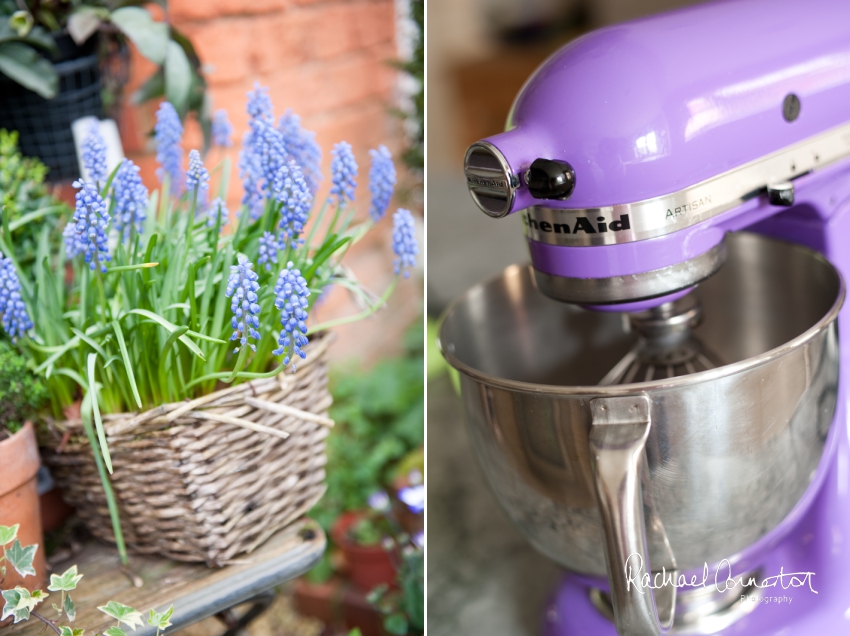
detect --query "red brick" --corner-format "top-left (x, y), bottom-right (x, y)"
top-left (180, 19), bottom-right (255, 86)
top-left (354, 2), bottom-right (395, 48)
top-left (171, 0), bottom-right (290, 22)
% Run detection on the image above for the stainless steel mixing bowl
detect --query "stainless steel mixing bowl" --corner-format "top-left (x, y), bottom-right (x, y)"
top-left (439, 232), bottom-right (844, 636)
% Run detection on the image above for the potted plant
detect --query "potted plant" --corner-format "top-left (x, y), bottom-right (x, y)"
top-left (2, 84), bottom-right (418, 568)
top-left (331, 508), bottom-right (398, 592)
top-left (0, 342), bottom-right (49, 592)
top-left (0, 1), bottom-right (209, 179)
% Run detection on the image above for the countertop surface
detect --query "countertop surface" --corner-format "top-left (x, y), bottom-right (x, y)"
top-left (427, 375), bottom-right (562, 636)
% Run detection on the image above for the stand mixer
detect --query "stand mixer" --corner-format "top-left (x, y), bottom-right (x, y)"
top-left (439, 0), bottom-right (850, 634)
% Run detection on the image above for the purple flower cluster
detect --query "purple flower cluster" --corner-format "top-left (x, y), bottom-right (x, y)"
top-left (330, 142), bottom-right (358, 207)
top-left (81, 120), bottom-right (107, 186)
top-left (0, 254), bottom-right (32, 341)
top-left (212, 109), bottom-right (233, 148)
top-left (154, 102), bottom-right (185, 196)
top-left (239, 85), bottom-right (284, 221)
top-left (66, 180), bottom-right (111, 272)
top-left (186, 149), bottom-right (210, 203)
top-left (368, 145), bottom-right (396, 222)
top-left (392, 209), bottom-right (418, 278)
top-left (272, 262), bottom-right (310, 366)
top-left (257, 231), bottom-right (279, 271)
top-left (225, 255), bottom-right (261, 353)
top-left (279, 110), bottom-right (322, 194)
top-left (207, 197), bottom-right (230, 231)
top-left (274, 161), bottom-right (312, 250)
top-left (112, 159), bottom-right (148, 240)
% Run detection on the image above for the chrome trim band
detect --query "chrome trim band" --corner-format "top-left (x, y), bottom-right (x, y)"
top-left (532, 241), bottom-right (727, 304)
top-left (464, 141), bottom-right (519, 218)
top-left (525, 120), bottom-right (850, 246)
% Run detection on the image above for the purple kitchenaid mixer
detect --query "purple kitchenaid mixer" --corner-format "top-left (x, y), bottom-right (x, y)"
top-left (439, 0), bottom-right (850, 634)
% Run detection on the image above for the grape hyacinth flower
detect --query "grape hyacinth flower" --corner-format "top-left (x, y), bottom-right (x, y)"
top-left (154, 102), bottom-right (185, 196)
top-left (112, 159), bottom-right (148, 240)
top-left (274, 161), bottom-right (312, 250)
top-left (68, 180), bottom-right (111, 272)
top-left (212, 109), bottom-right (233, 148)
top-left (368, 491), bottom-right (391, 513)
top-left (368, 145), bottom-right (396, 222)
top-left (412, 531), bottom-right (424, 550)
top-left (225, 255), bottom-right (261, 353)
top-left (207, 197), bottom-right (229, 230)
top-left (273, 262), bottom-right (310, 366)
top-left (398, 484), bottom-right (425, 514)
top-left (186, 149), bottom-right (210, 198)
top-left (257, 231), bottom-right (280, 271)
top-left (330, 141), bottom-right (358, 207)
top-left (392, 208), bottom-right (418, 278)
top-left (0, 254), bottom-right (32, 341)
top-left (279, 110), bottom-right (322, 194)
top-left (246, 82), bottom-right (274, 122)
top-left (81, 121), bottom-right (107, 186)
top-left (254, 120), bottom-right (287, 197)
top-left (238, 130), bottom-right (264, 221)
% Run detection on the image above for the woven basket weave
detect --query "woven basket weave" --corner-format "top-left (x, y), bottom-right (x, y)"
top-left (41, 334), bottom-right (334, 565)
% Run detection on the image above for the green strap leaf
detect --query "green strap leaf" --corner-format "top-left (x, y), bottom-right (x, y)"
top-left (126, 309), bottom-right (208, 358)
top-left (0, 524), bottom-right (19, 546)
top-left (48, 565), bottom-right (83, 593)
top-left (87, 353), bottom-right (113, 474)
top-left (6, 540), bottom-right (37, 577)
top-left (112, 321), bottom-right (142, 409)
top-left (110, 7), bottom-right (168, 64)
top-left (0, 42), bottom-right (58, 98)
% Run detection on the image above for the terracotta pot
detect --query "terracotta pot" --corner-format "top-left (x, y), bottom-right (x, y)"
top-left (0, 423), bottom-right (46, 591)
top-left (331, 511), bottom-right (396, 592)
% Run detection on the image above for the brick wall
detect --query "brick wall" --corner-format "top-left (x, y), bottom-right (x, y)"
top-left (118, 0), bottom-right (422, 365)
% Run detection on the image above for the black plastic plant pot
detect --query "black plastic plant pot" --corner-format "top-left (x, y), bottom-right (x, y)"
top-left (0, 32), bottom-right (103, 181)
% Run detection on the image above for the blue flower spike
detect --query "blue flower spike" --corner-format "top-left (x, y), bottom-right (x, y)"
top-left (112, 159), bottom-right (148, 241)
top-left (81, 120), bottom-right (107, 186)
top-left (68, 180), bottom-right (111, 273)
top-left (392, 208), bottom-right (418, 278)
top-left (225, 255), bottom-right (261, 353)
top-left (186, 149), bottom-right (210, 202)
top-left (275, 161), bottom-right (312, 250)
top-left (368, 145), bottom-right (396, 222)
top-left (257, 231), bottom-right (280, 271)
top-left (330, 141), bottom-right (358, 207)
top-left (212, 109), bottom-right (234, 148)
top-left (279, 110), bottom-right (322, 194)
top-left (273, 261), bottom-right (310, 368)
top-left (154, 102), bottom-right (185, 196)
top-left (0, 254), bottom-right (32, 341)
top-left (207, 197), bottom-right (230, 231)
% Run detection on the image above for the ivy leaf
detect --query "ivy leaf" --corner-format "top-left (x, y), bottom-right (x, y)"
top-left (1, 587), bottom-right (46, 623)
top-left (0, 42), bottom-right (58, 98)
top-left (64, 593), bottom-right (77, 622)
top-left (6, 539), bottom-right (37, 577)
top-left (98, 601), bottom-right (144, 630)
top-left (164, 40), bottom-right (191, 114)
top-left (67, 7), bottom-right (105, 45)
top-left (110, 7), bottom-right (167, 64)
top-left (0, 524), bottom-right (19, 546)
top-left (103, 628), bottom-right (126, 636)
top-left (59, 627), bottom-right (86, 636)
top-left (384, 613), bottom-right (408, 636)
top-left (147, 605), bottom-right (173, 631)
top-left (49, 565), bottom-right (84, 592)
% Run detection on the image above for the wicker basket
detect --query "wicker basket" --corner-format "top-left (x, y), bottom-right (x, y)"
top-left (41, 334), bottom-right (334, 565)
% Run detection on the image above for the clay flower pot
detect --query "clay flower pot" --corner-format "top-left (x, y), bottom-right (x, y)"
top-left (0, 422), bottom-right (46, 591)
top-left (331, 511), bottom-right (397, 592)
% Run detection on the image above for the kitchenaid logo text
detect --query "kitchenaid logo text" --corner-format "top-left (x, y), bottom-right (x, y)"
top-left (466, 175), bottom-right (508, 188)
top-left (666, 195), bottom-right (712, 220)
top-left (624, 553), bottom-right (817, 596)
top-left (523, 213), bottom-right (631, 235)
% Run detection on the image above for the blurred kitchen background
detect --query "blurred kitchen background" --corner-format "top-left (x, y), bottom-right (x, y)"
top-left (426, 0), bottom-right (703, 634)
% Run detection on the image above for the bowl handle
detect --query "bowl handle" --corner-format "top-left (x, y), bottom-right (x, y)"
top-left (589, 395), bottom-right (676, 636)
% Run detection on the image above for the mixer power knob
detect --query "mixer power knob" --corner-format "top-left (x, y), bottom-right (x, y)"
top-left (525, 159), bottom-right (577, 201)
top-left (767, 181), bottom-right (795, 206)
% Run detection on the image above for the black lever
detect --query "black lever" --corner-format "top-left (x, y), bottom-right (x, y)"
top-left (526, 158), bottom-right (576, 201)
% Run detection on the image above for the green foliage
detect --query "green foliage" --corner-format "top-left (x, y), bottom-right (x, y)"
top-left (98, 601), bottom-right (144, 630)
top-left (0, 523), bottom-right (18, 545)
top-left (5, 539), bottom-right (37, 577)
top-left (368, 548), bottom-right (424, 636)
top-left (349, 514), bottom-right (393, 547)
top-left (147, 605), bottom-right (174, 632)
top-left (310, 319), bottom-right (425, 532)
top-left (0, 1), bottom-right (209, 130)
top-left (48, 565), bottom-right (84, 592)
top-left (0, 340), bottom-right (48, 434)
top-left (0, 129), bottom-right (65, 266)
top-left (396, 0), bottom-right (423, 172)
